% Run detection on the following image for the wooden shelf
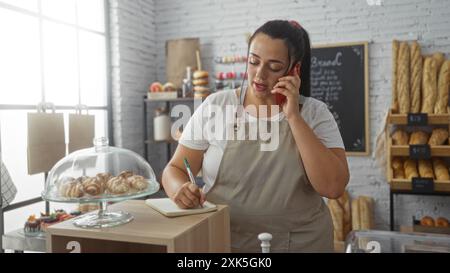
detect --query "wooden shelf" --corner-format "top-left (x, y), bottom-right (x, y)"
top-left (390, 179), bottom-right (450, 192)
top-left (145, 139), bottom-right (179, 144)
top-left (145, 97), bottom-right (195, 103)
top-left (388, 110), bottom-right (450, 125)
top-left (390, 145), bottom-right (450, 157)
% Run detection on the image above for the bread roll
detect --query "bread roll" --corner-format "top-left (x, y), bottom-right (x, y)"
top-left (432, 158), bottom-right (449, 180)
top-left (434, 61), bottom-right (450, 114)
top-left (436, 217), bottom-right (449, 227)
top-left (337, 191), bottom-right (352, 239)
top-left (428, 128), bottom-right (449, 146)
top-left (409, 131), bottom-right (429, 145)
top-left (397, 42), bottom-right (410, 114)
top-left (418, 159), bottom-right (434, 178)
top-left (392, 129), bottom-right (409, 145)
top-left (351, 198), bottom-right (361, 231)
top-left (328, 199), bottom-right (344, 241)
top-left (391, 40), bottom-right (399, 112)
top-left (421, 57), bottom-right (438, 114)
top-left (410, 41), bottom-right (422, 113)
top-left (420, 216), bottom-right (435, 227)
top-left (404, 159), bottom-right (419, 180)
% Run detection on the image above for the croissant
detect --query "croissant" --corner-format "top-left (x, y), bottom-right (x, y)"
top-left (391, 129), bottom-right (409, 145)
top-left (418, 160), bottom-right (434, 178)
top-left (432, 158), bottom-right (449, 180)
top-left (409, 131), bottom-right (429, 145)
top-left (60, 181), bottom-right (84, 198)
top-left (106, 176), bottom-right (130, 194)
top-left (127, 175), bottom-right (148, 191)
top-left (82, 177), bottom-right (105, 196)
top-left (428, 128), bottom-right (449, 146)
top-left (118, 171), bottom-right (134, 179)
top-left (404, 159), bottom-right (418, 180)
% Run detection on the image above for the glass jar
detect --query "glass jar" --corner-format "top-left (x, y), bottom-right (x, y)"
top-left (153, 108), bottom-right (171, 141)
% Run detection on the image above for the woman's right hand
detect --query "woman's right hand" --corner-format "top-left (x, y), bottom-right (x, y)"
top-left (172, 182), bottom-right (205, 209)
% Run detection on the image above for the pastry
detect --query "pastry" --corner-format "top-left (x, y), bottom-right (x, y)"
top-left (328, 199), bottom-right (344, 241)
top-left (391, 40), bottom-right (399, 112)
top-left (428, 128), bottom-right (448, 146)
top-left (432, 158), bottom-right (449, 180)
top-left (193, 70), bottom-right (209, 80)
top-left (163, 82), bottom-right (176, 92)
top-left (420, 216), bottom-right (435, 227)
top-left (392, 157), bottom-right (405, 179)
top-left (421, 57), bottom-right (438, 114)
top-left (106, 176), bottom-right (130, 194)
top-left (118, 171), bottom-right (133, 179)
top-left (436, 217), bottom-right (449, 228)
top-left (404, 159), bottom-right (418, 180)
top-left (418, 160), bottom-right (434, 178)
top-left (24, 215), bottom-right (41, 234)
top-left (96, 172), bottom-right (112, 185)
top-left (409, 41), bottom-right (422, 113)
top-left (409, 131), bottom-right (429, 145)
top-left (59, 181), bottom-right (84, 198)
top-left (127, 175), bottom-right (148, 191)
top-left (397, 42), bottom-right (410, 114)
top-left (391, 129), bottom-right (409, 145)
top-left (82, 177), bottom-right (105, 196)
top-left (435, 61), bottom-right (450, 114)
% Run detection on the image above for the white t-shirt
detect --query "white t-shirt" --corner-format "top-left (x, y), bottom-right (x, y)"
top-left (179, 89), bottom-right (345, 193)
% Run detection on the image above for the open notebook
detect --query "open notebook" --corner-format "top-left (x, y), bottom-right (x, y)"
top-left (145, 198), bottom-right (217, 217)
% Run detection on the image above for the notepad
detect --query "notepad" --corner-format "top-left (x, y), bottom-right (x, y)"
top-left (145, 198), bottom-right (217, 217)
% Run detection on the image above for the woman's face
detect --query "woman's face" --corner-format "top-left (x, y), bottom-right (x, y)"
top-left (247, 33), bottom-right (290, 101)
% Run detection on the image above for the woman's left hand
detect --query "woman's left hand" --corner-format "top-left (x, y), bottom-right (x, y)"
top-left (271, 74), bottom-right (301, 121)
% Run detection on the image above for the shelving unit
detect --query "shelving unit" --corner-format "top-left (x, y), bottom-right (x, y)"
top-left (386, 110), bottom-right (450, 231)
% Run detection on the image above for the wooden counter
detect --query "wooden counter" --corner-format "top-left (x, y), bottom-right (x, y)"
top-left (46, 200), bottom-right (230, 253)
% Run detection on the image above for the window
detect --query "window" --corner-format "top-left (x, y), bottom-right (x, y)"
top-left (0, 0), bottom-right (110, 233)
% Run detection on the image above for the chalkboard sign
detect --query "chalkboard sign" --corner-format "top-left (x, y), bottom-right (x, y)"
top-left (311, 42), bottom-right (369, 156)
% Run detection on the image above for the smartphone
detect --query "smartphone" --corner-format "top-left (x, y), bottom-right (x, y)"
top-left (275, 66), bottom-right (300, 106)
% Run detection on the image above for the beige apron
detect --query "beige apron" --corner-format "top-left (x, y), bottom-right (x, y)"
top-left (207, 92), bottom-right (334, 253)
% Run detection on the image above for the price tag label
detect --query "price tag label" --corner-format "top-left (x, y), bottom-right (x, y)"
top-left (407, 113), bottom-right (428, 126)
top-left (412, 178), bottom-right (434, 194)
top-left (409, 145), bottom-right (431, 159)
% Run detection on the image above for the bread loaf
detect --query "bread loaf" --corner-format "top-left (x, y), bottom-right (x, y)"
top-left (428, 128), bottom-right (449, 146)
top-left (392, 157), bottom-right (405, 179)
top-left (421, 57), bottom-right (438, 114)
top-left (351, 198), bottom-right (361, 231)
top-left (391, 40), bottom-right (399, 112)
top-left (432, 52), bottom-right (445, 72)
top-left (404, 159), bottom-right (419, 180)
top-left (432, 158), bottom-right (449, 180)
top-left (397, 42), bottom-right (411, 114)
top-left (434, 60), bottom-right (450, 114)
top-left (409, 131), bottom-right (429, 145)
top-left (410, 41), bottom-right (422, 113)
top-left (418, 159), bottom-right (434, 178)
top-left (391, 129), bottom-right (409, 145)
top-left (337, 191), bottom-right (352, 239)
top-left (328, 199), bottom-right (344, 241)
top-left (359, 196), bottom-right (374, 230)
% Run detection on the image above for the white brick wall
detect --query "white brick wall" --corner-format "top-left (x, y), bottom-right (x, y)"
top-left (113, 0), bottom-right (450, 230)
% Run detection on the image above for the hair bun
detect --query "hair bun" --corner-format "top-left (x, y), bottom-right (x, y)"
top-left (289, 20), bottom-right (302, 29)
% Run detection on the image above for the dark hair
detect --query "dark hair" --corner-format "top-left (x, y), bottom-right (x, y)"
top-left (247, 20), bottom-right (311, 97)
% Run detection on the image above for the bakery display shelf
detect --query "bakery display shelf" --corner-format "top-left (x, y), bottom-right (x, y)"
top-left (390, 145), bottom-right (450, 157)
top-left (145, 97), bottom-right (195, 103)
top-left (387, 110), bottom-right (450, 125)
top-left (390, 179), bottom-right (450, 192)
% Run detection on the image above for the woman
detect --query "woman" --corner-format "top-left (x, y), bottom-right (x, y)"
top-left (162, 20), bottom-right (349, 252)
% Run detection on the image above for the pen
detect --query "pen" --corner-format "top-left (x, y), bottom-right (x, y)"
top-left (183, 157), bottom-right (203, 208)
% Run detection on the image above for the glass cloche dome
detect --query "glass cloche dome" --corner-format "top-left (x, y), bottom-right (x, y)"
top-left (42, 137), bottom-right (160, 228)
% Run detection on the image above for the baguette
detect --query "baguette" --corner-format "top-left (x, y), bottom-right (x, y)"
top-left (421, 57), bottom-right (438, 114)
top-left (432, 52), bottom-right (445, 72)
top-left (391, 40), bottom-right (399, 112)
top-left (351, 198), bottom-right (361, 231)
top-left (397, 42), bottom-right (411, 114)
top-left (359, 196), bottom-right (374, 230)
top-left (410, 41), bottom-right (422, 113)
top-left (434, 60), bottom-right (450, 114)
top-left (328, 199), bottom-right (344, 241)
top-left (337, 191), bottom-right (352, 239)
